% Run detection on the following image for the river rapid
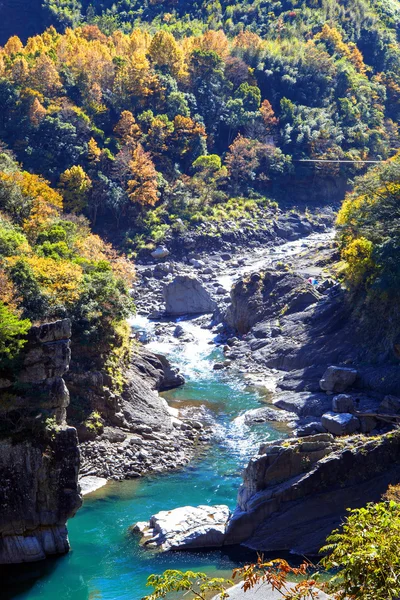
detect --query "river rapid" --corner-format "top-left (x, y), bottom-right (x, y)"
top-left (4, 231), bottom-right (332, 600)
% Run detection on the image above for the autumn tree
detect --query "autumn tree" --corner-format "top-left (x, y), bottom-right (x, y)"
top-left (59, 165), bottom-right (92, 213)
top-left (260, 99), bottom-right (278, 133)
top-left (29, 54), bottom-right (63, 97)
top-left (114, 110), bottom-right (141, 147)
top-left (225, 135), bottom-right (262, 192)
top-left (29, 98), bottom-right (47, 127)
top-left (4, 36), bottom-right (23, 56)
top-left (148, 31), bottom-right (185, 78)
top-left (127, 144), bottom-right (158, 207)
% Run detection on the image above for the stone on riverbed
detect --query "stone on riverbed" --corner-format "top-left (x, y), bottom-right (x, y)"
top-left (320, 366), bottom-right (357, 394)
top-left (151, 246), bottom-right (170, 260)
top-left (133, 505), bottom-right (230, 551)
top-left (321, 412), bottom-right (360, 436)
top-left (163, 275), bottom-right (217, 315)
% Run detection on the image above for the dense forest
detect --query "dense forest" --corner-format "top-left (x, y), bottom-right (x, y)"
top-left (0, 2), bottom-right (398, 248)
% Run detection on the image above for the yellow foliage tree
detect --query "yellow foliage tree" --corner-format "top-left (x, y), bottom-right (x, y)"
top-left (193, 30), bottom-right (229, 59)
top-left (148, 31), bottom-right (185, 78)
top-left (4, 36), bottom-right (23, 56)
top-left (127, 144), bottom-right (158, 206)
top-left (59, 166), bottom-right (92, 213)
top-left (0, 268), bottom-right (23, 315)
top-left (114, 110), bottom-right (141, 146)
top-left (0, 171), bottom-right (63, 210)
top-left (24, 255), bottom-right (84, 306)
top-left (87, 137), bottom-right (102, 163)
top-left (342, 237), bottom-right (376, 289)
top-left (29, 54), bottom-right (63, 96)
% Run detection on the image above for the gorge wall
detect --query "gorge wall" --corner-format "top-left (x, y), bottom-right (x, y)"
top-left (0, 320), bottom-right (81, 564)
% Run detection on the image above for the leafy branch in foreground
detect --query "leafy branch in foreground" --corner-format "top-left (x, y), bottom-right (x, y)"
top-left (141, 559), bottom-right (321, 600)
top-left (142, 569), bottom-right (232, 600)
top-left (233, 557), bottom-right (320, 600)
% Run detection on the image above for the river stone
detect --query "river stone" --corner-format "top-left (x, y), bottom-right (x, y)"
top-left (380, 395), bottom-right (400, 414)
top-left (332, 394), bottom-right (354, 413)
top-left (321, 412), bottom-right (360, 436)
top-left (163, 276), bottom-right (217, 315)
top-left (133, 505), bottom-right (230, 551)
top-left (151, 246), bottom-right (170, 260)
top-left (320, 366), bottom-right (357, 393)
top-left (189, 258), bottom-right (205, 268)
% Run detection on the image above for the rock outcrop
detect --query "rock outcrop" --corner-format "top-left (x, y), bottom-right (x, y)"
top-left (0, 320), bottom-right (81, 564)
top-left (319, 366), bottom-right (358, 393)
top-left (225, 270), bottom-right (320, 335)
top-left (134, 505), bottom-right (230, 551)
top-left (164, 275), bottom-right (217, 315)
top-left (77, 348), bottom-right (210, 480)
top-left (224, 432), bottom-right (400, 555)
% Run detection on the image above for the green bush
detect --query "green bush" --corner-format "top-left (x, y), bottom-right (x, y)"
top-left (321, 501), bottom-right (400, 600)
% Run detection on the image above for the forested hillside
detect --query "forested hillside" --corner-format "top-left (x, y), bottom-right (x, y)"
top-left (0, 1), bottom-right (399, 250)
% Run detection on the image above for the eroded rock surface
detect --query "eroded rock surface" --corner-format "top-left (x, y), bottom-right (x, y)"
top-left (224, 432), bottom-right (400, 554)
top-left (134, 505), bottom-right (230, 551)
top-left (164, 275), bottom-right (217, 315)
top-left (0, 320), bottom-right (81, 564)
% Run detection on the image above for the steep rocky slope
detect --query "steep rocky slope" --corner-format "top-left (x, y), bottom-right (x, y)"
top-left (0, 320), bottom-right (81, 564)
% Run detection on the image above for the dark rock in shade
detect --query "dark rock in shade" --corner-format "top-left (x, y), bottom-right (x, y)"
top-left (0, 319), bottom-right (81, 564)
top-left (224, 432), bottom-right (400, 555)
top-left (332, 394), bottom-right (354, 413)
top-left (164, 275), bottom-right (217, 316)
top-left (321, 412), bottom-right (360, 436)
top-left (380, 395), bottom-right (400, 414)
top-left (273, 391), bottom-right (332, 417)
top-left (131, 349), bottom-right (185, 392)
top-left (224, 270), bottom-right (320, 334)
top-left (320, 366), bottom-right (357, 393)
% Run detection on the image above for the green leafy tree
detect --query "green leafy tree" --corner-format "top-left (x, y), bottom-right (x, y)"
top-left (0, 301), bottom-right (31, 360)
top-left (321, 501), bottom-right (400, 600)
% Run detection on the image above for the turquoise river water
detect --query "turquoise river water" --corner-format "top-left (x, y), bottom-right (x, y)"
top-left (4, 312), bottom-right (287, 600)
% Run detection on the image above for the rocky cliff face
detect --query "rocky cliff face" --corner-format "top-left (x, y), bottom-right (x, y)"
top-left (0, 320), bottom-right (81, 564)
top-left (225, 432), bottom-right (400, 555)
top-left (225, 270), bottom-right (321, 335)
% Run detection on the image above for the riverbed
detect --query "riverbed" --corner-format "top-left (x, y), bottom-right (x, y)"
top-left (4, 316), bottom-right (285, 600)
top-left (4, 230), bottom-right (333, 600)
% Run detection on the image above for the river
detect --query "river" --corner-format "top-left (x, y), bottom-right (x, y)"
top-left (4, 230), bottom-right (332, 600)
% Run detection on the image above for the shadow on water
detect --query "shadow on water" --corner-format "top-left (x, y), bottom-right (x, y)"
top-left (1, 558), bottom-right (64, 599)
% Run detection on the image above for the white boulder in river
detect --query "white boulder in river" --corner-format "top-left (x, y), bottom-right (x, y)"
top-left (151, 246), bottom-right (170, 259)
top-left (163, 275), bottom-right (217, 315)
top-left (133, 504), bottom-right (230, 551)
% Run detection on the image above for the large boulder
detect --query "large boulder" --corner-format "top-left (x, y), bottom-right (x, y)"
top-left (321, 412), bottom-right (360, 436)
top-left (224, 270), bottom-right (320, 334)
top-left (320, 366), bottom-right (357, 393)
top-left (224, 432), bottom-right (400, 555)
top-left (151, 246), bottom-right (170, 260)
top-left (164, 275), bottom-right (217, 315)
top-left (133, 504), bottom-right (230, 551)
top-left (332, 394), bottom-right (354, 413)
